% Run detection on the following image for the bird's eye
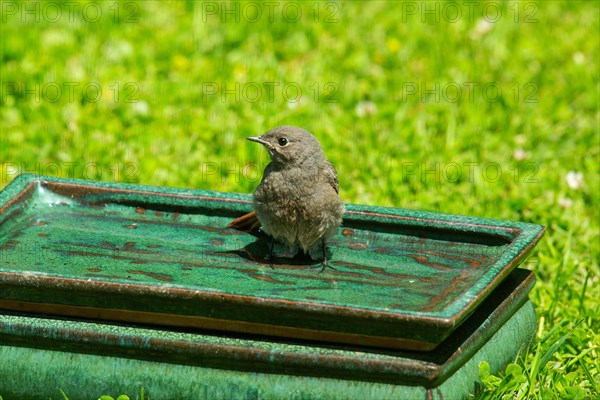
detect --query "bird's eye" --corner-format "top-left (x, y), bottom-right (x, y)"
top-left (277, 137), bottom-right (288, 147)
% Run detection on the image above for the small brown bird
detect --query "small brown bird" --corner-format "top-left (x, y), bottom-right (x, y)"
top-left (232, 126), bottom-right (344, 270)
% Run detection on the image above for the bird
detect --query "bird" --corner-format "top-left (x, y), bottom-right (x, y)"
top-left (229, 126), bottom-right (344, 270)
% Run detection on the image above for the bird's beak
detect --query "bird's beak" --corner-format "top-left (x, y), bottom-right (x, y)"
top-left (247, 136), bottom-right (272, 149)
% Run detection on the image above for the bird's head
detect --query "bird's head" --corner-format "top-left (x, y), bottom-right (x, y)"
top-left (248, 126), bottom-right (324, 167)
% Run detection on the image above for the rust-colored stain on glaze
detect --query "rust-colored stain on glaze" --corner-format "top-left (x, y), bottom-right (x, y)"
top-left (349, 243), bottom-right (368, 250)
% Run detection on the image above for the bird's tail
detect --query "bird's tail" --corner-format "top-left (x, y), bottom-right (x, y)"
top-left (227, 211), bottom-right (261, 231)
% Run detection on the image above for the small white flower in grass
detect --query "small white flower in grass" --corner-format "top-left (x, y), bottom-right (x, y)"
top-left (355, 101), bottom-right (377, 118)
top-left (286, 96), bottom-right (307, 110)
top-left (513, 148), bottom-right (530, 161)
top-left (566, 171), bottom-right (584, 190)
top-left (558, 197), bottom-right (573, 209)
top-left (469, 19), bottom-right (494, 40)
top-left (131, 101), bottom-right (149, 117)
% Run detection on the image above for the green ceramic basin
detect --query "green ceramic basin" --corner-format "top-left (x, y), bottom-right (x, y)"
top-left (0, 174), bottom-right (544, 351)
top-left (0, 174), bottom-right (545, 399)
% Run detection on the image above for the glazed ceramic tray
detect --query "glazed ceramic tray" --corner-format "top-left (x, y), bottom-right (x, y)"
top-left (0, 175), bottom-right (544, 351)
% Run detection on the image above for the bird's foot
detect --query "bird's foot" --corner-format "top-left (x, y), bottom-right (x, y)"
top-left (318, 258), bottom-right (336, 273)
top-left (309, 256), bottom-right (336, 273)
top-left (319, 238), bottom-right (335, 273)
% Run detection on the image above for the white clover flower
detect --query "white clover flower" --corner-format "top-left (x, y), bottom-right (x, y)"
top-left (558, 197), bottom-right (573, 209)
top-left (513, 148), bottom-right (530, 161)
top-left (131, 101), bottom-right (149, 116)
top-left (566, 171), bottom-right (584, 190)
top-left (355, 101), bottom-right (377, 118)
top-left (469, 19), bottom-right (494, 40)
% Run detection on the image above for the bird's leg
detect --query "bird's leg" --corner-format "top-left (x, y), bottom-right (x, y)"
top-left (268, 236), bottom-right (275, 269)
top-left (319, 238), bottom-right (336, 273)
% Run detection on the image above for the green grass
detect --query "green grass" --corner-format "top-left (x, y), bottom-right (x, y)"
top-left (49, 388), bottom-right (147, 400)
top-left (1, 0), bottom-right (598, 398)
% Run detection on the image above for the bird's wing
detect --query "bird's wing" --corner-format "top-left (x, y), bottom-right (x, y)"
top-left (323, 160), bottom-right (339, 194)
top-left (228, 162), bottom-right (276, 231)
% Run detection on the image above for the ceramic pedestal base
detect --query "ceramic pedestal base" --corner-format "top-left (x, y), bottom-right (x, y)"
top-left (0, 270), bottom-right (536, 400)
